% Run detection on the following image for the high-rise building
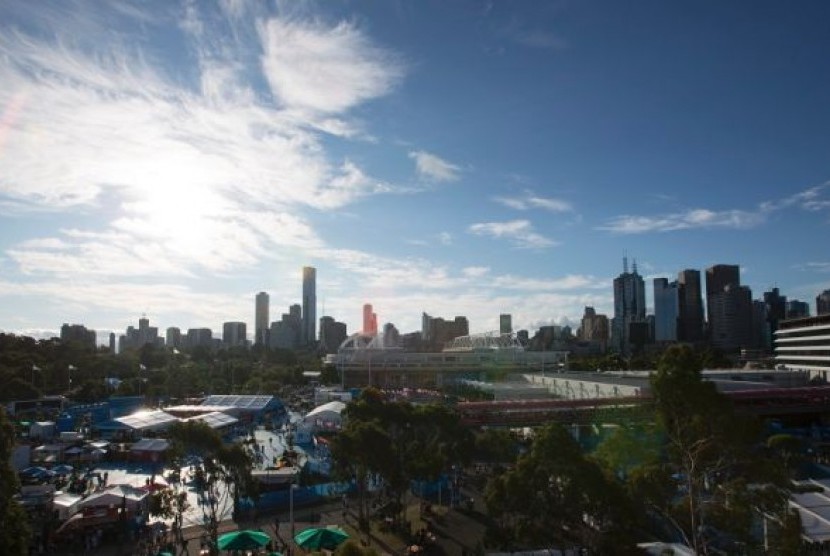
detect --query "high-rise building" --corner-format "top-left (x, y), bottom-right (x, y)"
top-left (382, 323), bottom-right (401, 348)
top-left (319, 316), bottom-right (348, 354)
top-left (612, 258), bottom-right (646, 353)
top-left (166, 327), bottom-right (181, 349)
top-left (706, 264), bottom-right (740, 332)
top-left (817, 289), bottom-right (830, 316)
top-left (302, 266), bottom-right (317, 346)
top-left (60, 323), bottom-right (97, 350)
top-left (363, 303), bottom-right (377, 335)
top-left (677, 269), bottom-right (704, 342)
top-left (109, 332), bottom-right (116, 353)
top-left (186, 328), bottom-right (213, 349)
top-left (763, 287), bottom-right (787, 336)
top-left (269, 304), bottom-right (302, 350)
top-left (785, 300), bottom-right (810, 319)
top-left (255, 292), bottom-right (269, 346)
top-left (499, 314), bottom-right (512, 335)
top-left (653, 278), bottom-right (679, 342)
top-left (421, 313), bottom-right (469, 350)
top-left (579, 306), bottom-right (609, 349)
top-left (119, 316), bottom-right (160, 352)
top-left (709, 284), bottom-right (753, 352)
top-left (222, 321), bottom-right (247, 347)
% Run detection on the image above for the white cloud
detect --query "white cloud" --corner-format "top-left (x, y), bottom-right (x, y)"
top-left (494, 191), bottom-right (573, 212)
top-left (462, 266), bottom-right (490, 278)
top-left (409, 150), bottom-right (461, 183)
top-left (0, 4), bottom-right (407, 280)
top-left (258, 18), bottom-right (403, 114)
top-left (468, 220), bottom-right (557, 249)
top-left (600, 183), bottom-right (830, 234)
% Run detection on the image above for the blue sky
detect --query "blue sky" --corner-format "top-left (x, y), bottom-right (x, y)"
top-left (1, 0), bottom-right (829, 342)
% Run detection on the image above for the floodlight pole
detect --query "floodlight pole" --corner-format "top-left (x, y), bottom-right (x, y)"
top-left (290, 479), bottom-right (295, 539)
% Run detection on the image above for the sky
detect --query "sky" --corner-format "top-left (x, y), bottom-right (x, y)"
top-left (1, 0), bottom-right (829, 343)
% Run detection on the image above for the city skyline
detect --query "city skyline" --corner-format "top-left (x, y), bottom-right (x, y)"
top-left (1, 1), bottom-right (829, 340)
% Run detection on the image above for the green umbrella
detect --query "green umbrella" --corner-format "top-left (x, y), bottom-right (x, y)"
top-left (293, 527), bottom-right (349, 550)
top-left (217, 529), bottom-right (271, 551)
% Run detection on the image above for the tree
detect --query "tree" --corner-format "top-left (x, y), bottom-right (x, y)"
top-left (650, 344), bottom-right (775, 553)
top-left (484, 423), bottom-right (636, 553)
top-left (168, 421), bottom-right (255, 555)
top-left (0, 407), bottom-right (31, 556)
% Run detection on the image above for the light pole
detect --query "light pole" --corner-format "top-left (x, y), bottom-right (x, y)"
top-left (289, 479), bottom-right (296, 540)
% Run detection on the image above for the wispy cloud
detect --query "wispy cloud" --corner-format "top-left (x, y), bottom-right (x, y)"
top-left (409, 150), bottom-right (461, 182)
top-left (468, 220), bottom-right (557, 249)
top-left (600, 183), bottom-right (830, 234)
top-left (494, 191), bottom-right (573, 212)
top-left (794, 262), bottom-right (830, 273)
top-left (0, 2), bottom-right (406, 279)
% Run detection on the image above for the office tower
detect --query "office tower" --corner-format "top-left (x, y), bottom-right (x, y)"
top-left (817, 289), bottom-right (830, 316)
top-left (302, 266), bottom-right (317, 346)
top-left (255, 292), bottom-right (269, 346)
top-left (222, 321), bottom-right (247, 347)
top-left (653, 278), bottom-right (679, 342)
top-left (363, 303), bottom-right (377, 335)
top-left (763, 287), bottom-right (787, 335)
top-left (269, 304), bottom-right (303, 350)
top-left (579, 307), bottom-right (610, 349)
top-left (109, 332), bottom-right (116, 353)
top-left (499, 314), bottom-right (512, 335)
top-left (706, 265), bottom-right (740, 329)
top-left (186, 328), bottom-right (213, 349)
top-left (709, 284), bottom-right (753, 352)
top-left (119, 316), bottom-right (160, 351)
top-left (677, 269), bottom-right (705, 342)
top-left (422, 313), bottom-right (469, 350)
top-left (786, 300), bottom-right (810, 319)
top-left (60, 323), bottom-right (97, 350)
top-left (319, 316), bottom-right (348, 354)
top-left (612, 258), bottom-right (646, 353)
top-left (383, 323), bottom-right (401, 348)
top-left (751, 300), bottom-right (770, 351)
top-left (166, 327), bottom-right (181, 349)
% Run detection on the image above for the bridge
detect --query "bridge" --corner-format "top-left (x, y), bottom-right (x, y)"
top-left (456, 385), bottom-right (830, 427)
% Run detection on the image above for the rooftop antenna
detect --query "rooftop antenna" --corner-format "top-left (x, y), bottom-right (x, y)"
top-left (623, 254), bottom-right (629, 274)
top-left (632, 258), bottom-right (638, 275)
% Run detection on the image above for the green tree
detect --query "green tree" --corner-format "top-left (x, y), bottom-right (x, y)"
top-left (484, 423), bottom-right (636, 552)
top-left (0, 407), bottom-right (31, 556)
top-left (650, 344), bottom-right (774, 553)
top-left (168, 421), bottom-right (256, 555)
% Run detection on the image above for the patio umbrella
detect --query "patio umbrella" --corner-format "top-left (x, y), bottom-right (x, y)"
top-left (217, 530), bottom-right (271, 551)
top-left (21, 466), bottom-right (49, 477)
top-left (53, 464), bottom-right (74, 475)
top-left (293, 527), bottom-right (349, 550)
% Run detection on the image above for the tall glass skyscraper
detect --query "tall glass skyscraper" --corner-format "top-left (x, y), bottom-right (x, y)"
top-left (612, 257), bottom-right (646, 353)
top-left (255, 291), bottom-right (269, 346)
top-left (302, 266), bottom-right (316, 346)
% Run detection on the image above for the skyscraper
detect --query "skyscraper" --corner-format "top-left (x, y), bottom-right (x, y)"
top-left (706, 264), bottom-right (752, 352)
top-left (499, 314), bottom-right (512, 335)
top-left (223, 321), bottom-right (247, 347)
top-left (653, 278), bottom-right (679, 342)
top-left (363, 303), bottom-right (377, 335)
top-left (817, 289), bottom-right (830, 316)
top-left (255, 291), bottom-right (269, 346)
top-left (677, 269), bottom-right (704, 342)
top-left (302, 266), bottom-right (316, 346)
top-left (612, 258), bottom-right (646, 353)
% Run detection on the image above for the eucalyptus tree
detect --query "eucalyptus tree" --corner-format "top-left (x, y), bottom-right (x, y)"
top-left (168, 421), bottom-right (256, 555)
top-left (484, 423), bottom-right (637, 553)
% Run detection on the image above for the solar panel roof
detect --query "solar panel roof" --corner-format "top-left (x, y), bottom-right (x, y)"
top-left (201, 395), bottom-right (275, 411)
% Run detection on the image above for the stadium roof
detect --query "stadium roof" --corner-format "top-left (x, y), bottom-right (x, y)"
top-left (201, 395), bottom-right (277, 411)
top-left (183, 411), bottom-right (239, 429)
top-left (114, 410), bottom-right (178, 431)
